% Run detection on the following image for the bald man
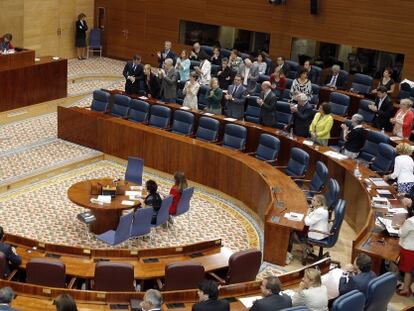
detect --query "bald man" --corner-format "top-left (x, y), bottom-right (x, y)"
top-left (238, 58), bottom-right (260, 95)
top-left (257, 81), bottom-right (277, 127)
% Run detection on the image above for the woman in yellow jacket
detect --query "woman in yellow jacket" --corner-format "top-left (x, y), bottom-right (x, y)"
top-left (309, 102), bottom-right (333, 146)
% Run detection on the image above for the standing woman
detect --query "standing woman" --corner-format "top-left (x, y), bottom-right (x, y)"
top-left (372, 67), bottom-right (395, 95)
top-left (143, 64), bottom-right (160, 99)
top-left (175, 50), bottom-right (191, 82)
top-left (390, 98), bottom-right (414, 139)
top-left (75, 13), bottom-right (88, 60)
top-left (269, 66), bottom-right (286, 98)
top-left (205, 78), bottom-right (223, 114)
top-left (290, 69), bottom-right (312, 101)
top-left (169, 171), bottom-right (188, 216)
top-left (309, 102), bottom-right (333, 146)
top-left (384, 143), bottom-right (414, 194)
top-left (183, 72), bottom-right (200, 110)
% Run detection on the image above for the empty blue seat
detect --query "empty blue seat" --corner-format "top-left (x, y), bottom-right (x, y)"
top-left (258, 74), bottom-right (270, 84)
top-left (285, 60), bottom-right (300, 79)
top-left (312, 65), bottom-right (322, 85)
top-left (222, 123), bottom-right (247, 151)
top-left (357, 99), bottom-right (375, 123)
top-left (195, 117), bottom-right (220, 142)
top-left (148, 105), bottom-right (171, 129)
top-left (171, 110), bottom-right (195, 136)
top-left (352, 73), bottom-right (373, 94)
top-left (125, 156), bottom-right (144, 185)
top-left (310, 84), bottom-right (320, 106)
top-left (244, 96), bottom-right (261, 124)
top-left (329, 92), bottom-right (350, 116)
top-left (370, 143), bottom-right (395, 175)
top-left (130, 207), bottom-right (153, 239)
top-left (220, 49), bottom-right (231, 58)
top-left (332, 290), bottom-right (365, 311)
top-left (254, 134), bottom-right (280, 165)
top-left (200, 45), bottom-right (213, 56)
top-left (325, 178), bottom-right (340, 212)
top-left (275, 101), bottom-right (293, 130)
top-left (91, 90), bottom-right (110, 113)
top-left (358, 131), bottom-right (390, 162)
top-left (111, 94), bottom-right (130, 118)
top-left (127, 99), bottom-right (150, 123)
top-left (176, 80), bottom-right (186, 105)
top-left (277, 147), bottom-right (309, 178)
top-left (152, 196), bottom-right (173, 228)
top-left (197, 85), bottom-right (210, 110)
top-left (96, 213), bottom-right (134, 246)
top-left (365, 272), bottom-right (397, 311)
top-left (211, 64), bottom-right (220, 77)
top-left (295, 161), bottom-right (328, 197)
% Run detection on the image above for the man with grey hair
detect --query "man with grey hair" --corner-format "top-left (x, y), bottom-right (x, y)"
top-left (287, 93), bottom-right (314, 137)
top-left (325, 64), bottom-right (347, 89)
top-left (0, 286), bottom-right (18, 311)
top-left (238, 58), bottom-right (260, 95)
top-left (159, 58), bottom-right (178, 103)
top-left (157, 40), bottom-right (176, 68)
top-left (341, 113), bottom-right (367, 159)
top-left (257, 81), bottom-right (277, 127)
top-left (140, 289), bottom-right (162, 311)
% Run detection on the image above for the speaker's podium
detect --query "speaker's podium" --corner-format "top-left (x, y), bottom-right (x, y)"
top-left (0, 48), bottom-right (67, 112)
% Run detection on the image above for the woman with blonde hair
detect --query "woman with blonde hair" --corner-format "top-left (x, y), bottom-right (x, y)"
top-left (205, 78), bottom-right (223, 114)
top-left (175, 49), bottom-right (191, 82)
top-left (384, 142), bottom-right (414, 194)
top-left (390, 98), bottom-right (414, 139)
top-left (169, 171), bottom-right (188, 215)
top-left (292, 268), bottom-right (328, 311)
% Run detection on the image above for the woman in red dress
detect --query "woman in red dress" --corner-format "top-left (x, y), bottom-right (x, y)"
top-left (169, 171), bottom-right (188, 215)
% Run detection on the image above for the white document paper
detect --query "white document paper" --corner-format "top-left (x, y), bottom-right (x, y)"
top-left (125, 191), bottom-right (141, 196)
top-left (284, 212), bottom-right (304, 221)
top-left (389, 136), bottom-right (402, 142)
top-left (387, 207), bottom-right (408, 214)
top-left (224, 117), bottom-right (237, 122)
top-left (303, 140), bottom-right (314, 146)
top-left (203, 112), bottom-right (214, 116)
top-left (377, 217), bottom-right (399, 235)
top-left (323, 150), bottom-right (348, 160)
top-left (238, 296), bottom-right (262, 308)
top-left (139, 96), bottom-right (148, 100)
top-left (130, 185), bottom-right (143, 191)
top-left (370, 178), bottom-right (389, 187)
top-left (180, 106), bottom-right (190, 110)
top-left (121, 200), bottom-right (135, 206)
top-left (377, 189), bottom-right (391, 194)
top-left (97, 195), bottom-right (111, 203)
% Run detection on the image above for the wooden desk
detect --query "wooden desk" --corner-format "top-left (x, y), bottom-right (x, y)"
top-left (0, 56), bottom-right (67, 112)
top-left (68, 178), bottom-right (141, 234)
top-left (0, 48), bottom-right (35, 70)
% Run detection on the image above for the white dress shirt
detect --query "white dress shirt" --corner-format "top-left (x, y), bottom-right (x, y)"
top-left (305, 207), bottom-right (329, 240)
top-left (390, 154), bottom-right (414, 183)
top-left (292, 285), bottom-right (329, 311)
top-left (198, 59), bottom-right (211, 85)
top-left (399, 216), bottom-right (414, 250)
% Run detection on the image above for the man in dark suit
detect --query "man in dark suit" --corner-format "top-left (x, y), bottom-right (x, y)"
top-left (140, 289), bottom-right (162, 311)
top-left (250, 276), bottom-right (292, 311)
top-left (0, 287), bottom-right (18, 311)
top-left (257, 81), bottom-right (277, 127)
top-left (123, 54), bottom-right (144, 95)
top-left (325, 65), bottom-right (347, 90)
top-left (189, 42), bottom-right (209, 61)
top-left (287, 93), bottom-right (314, 137)
top-left (276, 56), bottom-right (290, 76)
top-left (369, 86), bottom-right (394, 131)
top-left (157, 40), bottom-right (177, 68)
top-left (224, 74), bottom-right (246, 119)
top-left (0, 227), bottom-right (21, 278)
top-left (303, 60), bottom-right (320, 84)
top-left (339, 253), bottom-right (376, 298)
top-left (192, 279), bottom-right (229, 311)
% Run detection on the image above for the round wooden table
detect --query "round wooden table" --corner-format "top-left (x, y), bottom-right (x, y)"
top-left (68, 178), bottom-right (141, 234)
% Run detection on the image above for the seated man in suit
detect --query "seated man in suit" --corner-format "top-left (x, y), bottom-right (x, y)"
top-left (189, 42), bottom-right (209, 61)
top-left (0, 33), bottom-right (14, 53)
top-left (324, 65), bottom-right (347, 90)
top-left (238, 58), bottom-right (260, 95)
top-left (0, 227), bottom-right (21, 278)
top-left (123, 54), bottom-right (144, 95)
top-left (224, 74), bottom-right (246, 119)
top-left (303, 60), bottom-right (319, 84)
top-left (250, 276), bottom-right (292, 311)
top-left (257, 81), bottom-right (277, 127)
top-left (287, 93), bottom-right (314, 137)
top-left (192, 279), bottom-right (229, 311)
top-left (368, 86), bottom-right (393, 131)
top-left (140, 289), bottom-right (162, 311)
top-left (157, 40), bottom-right (176, 68)
top-left (276, 56), bottom-right (290, 75)
top-left (341, 114), bottom-right (367, 159)
top-left (0, 287), bottom-right (18, 311)
top-left (339, 253), bottom-right (376, 298)
top-left (159, 58), bottom-right (178, 103)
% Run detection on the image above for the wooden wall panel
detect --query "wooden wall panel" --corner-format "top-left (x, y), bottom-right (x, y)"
top-left (96, 0), bottom-right (414, 78)
top-left (0, 0), bottom-right (24, 48)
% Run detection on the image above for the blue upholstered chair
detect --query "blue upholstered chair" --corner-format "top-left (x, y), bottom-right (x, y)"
top-left (332, 290), bottom-right (365, 311)
top-left (307, 199), bottom-right (346, 260)
top-left (357, 99), bottom-right (375, 123)
top-left (197, 85), bottom-right (210, 110)
top-left (87, 28), bottom-right (102, 58)
top-left (358, 131), bottom-right (390, 162)
top-left (152, 195), bottom-right (173, 228)
top-left (148, 105), bottom-right (171, 129)
top-left (265, 57), bottom-right (273, 75)
top-left (329, 92), bottom-right (350, 116)
top-left (111, 94), bottom-right (130, 118)
top-left (190, 60), bottom-right (200, 70)
top-left (253, 133), bottom-right (280, 165)
top-left (275, 101), bottom-right (293, 130)
top-left (312, 65), bottom-right (322, 85)
top-left (244, 96), bottom-right (261, 124)
top-left (127, 99), bottom-right (150, 123)
top-left (351, 73), bottom-right (373, 94)
top-left (280, 89), bottom-right (291, 102)
top-left (277, 147), bottom-right (309, 178)
top-left (220, 49), bottom-right (231, 58)
top-left (258, 74), bottom-right (270, 84)
top-left (171, 110), bottom-right (195, 136)
top-left (365, 272), bottom-right (398, 311)
top-left (310, 83), bottom-right (320, 106)
top-left (130, 207), bottom-right (153, 239)
top-left (176, 80), bottom-right (187, 105)
top-left (96, 213), bottom-right (134, 246)
top-left (369, 143), bottom-right (395, 175)
top-left (195, 117), bottom-right (220, 142)
top-left (91, 90), bottom-right (110, 113)
top-left (222, 124), bottom-right (247, 151)
top-left (325, 178), bottom-right (341, 212)
top-left (285, 78), bottom-right (293, 90)
top-left (239, 52), bottom-right (250, 60)
top-left (340, 70), bottom-right (349, 85)
top-left (173, 187), bottom-right (194, 217)
top-left (125, 156), bottom-right (143, 185)
top-left (200, 45), bottom-right (213, 56)
top-left (295, 161), bottom-right (328, 197)
top-left (285, 60), bottom-right (300, 79)
top-left (211, 64), bottom-right (220, 77)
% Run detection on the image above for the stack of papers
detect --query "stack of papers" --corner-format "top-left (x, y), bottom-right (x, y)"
top-left (303, 140), bottom-right (314, 146)
top-left (224, 117), bottom-right (237, 122)
top-left (370, 178), bottom-right (389, 187)
top-left (125, 190), bottom-right (142, 200)
top-left (377, 217), bottom-right (399, 236)
top-left (323, 150), bottom-right (348, 160)
top-left (238, 296), bottom-right (262, 308)
top-left (180, 106), bottom-right (190, 110)
top-left (139, 96), bottom-right (149, 100)
top-left (97, 195), bottom-right (111, 203)
top-left (121, 200), bottom-right (136, 206)
top-left (284, 212), bottom-right (304, 221)
top-left (389, 136), bottom-right (402, 142)
top-left (371, 196), bottom-right (390, 208)
top-left (203, 112), bottom-right (214, 116)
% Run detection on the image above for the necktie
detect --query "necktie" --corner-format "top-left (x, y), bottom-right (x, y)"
top-left (132, 64), bottom-right (136, 71)
top-left (331, 75), bottom-right (337, 86)
top-left (232, 85), bottom-right (238, 96)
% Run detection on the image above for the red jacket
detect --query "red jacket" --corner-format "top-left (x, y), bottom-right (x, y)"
top-left (394, 109), bottom-right (414, 138)
top-left (169, 186), bottom-right (181, 215)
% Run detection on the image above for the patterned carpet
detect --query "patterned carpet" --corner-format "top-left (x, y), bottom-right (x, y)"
top-left (67, 57), bottom-right (125, 79)
top-left (68, 79), bottom-right (125, 97)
